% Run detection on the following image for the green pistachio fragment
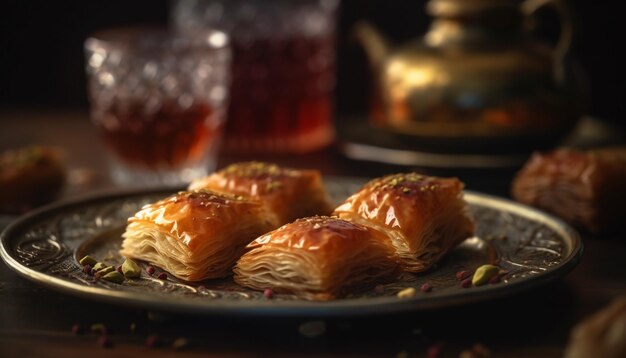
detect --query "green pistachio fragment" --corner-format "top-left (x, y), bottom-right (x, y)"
top-left (93, 262), bottom-right (107, 271)
top-left (122, 258), bottom-right (141, 278)
top-left (102, 271), bottom-right (125, 284)
top-left (79, 255), bottom-right (97, 266)
top-left (98, 266), bottom-right (116, 275)
top-left (472, 264), bottom-right (500, 286)
top-left (397, 287), bottom-right (416, 298)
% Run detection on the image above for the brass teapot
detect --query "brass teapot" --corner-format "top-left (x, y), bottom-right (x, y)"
top-left (355, 0), bottom-right (586, 155)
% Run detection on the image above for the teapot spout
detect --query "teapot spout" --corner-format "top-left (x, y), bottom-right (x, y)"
top-left (353, 21), bottom-right (390, 72)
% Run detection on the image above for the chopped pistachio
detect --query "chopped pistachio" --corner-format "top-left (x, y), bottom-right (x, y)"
top-left (98, 266), bottom-right (116, 275)
top-left (472, 264), bottom-right (500, 286)
top-left (93, 262), bottom-right (108, 271)
top-left (79, 255), bottom-right (97, 266)
top-left (102, 271), bottom-right (125, 284)
top-left (265, 181), bottom-right (284, 191)
top-left (122, 258), bottom-right (141, 278)
top-left (397, 287), bottom-right (416, 298)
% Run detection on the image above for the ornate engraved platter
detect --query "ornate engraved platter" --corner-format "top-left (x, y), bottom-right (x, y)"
top-left (0, 177), bottom-right (582, 316)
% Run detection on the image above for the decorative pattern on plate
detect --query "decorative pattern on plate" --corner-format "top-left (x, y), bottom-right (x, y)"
top-left (0, 177), bottom-right (582, 316)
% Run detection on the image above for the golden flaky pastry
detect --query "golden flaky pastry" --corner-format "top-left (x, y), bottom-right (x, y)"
top-left (565, 297), bottom-right (626, 358)
top-left (332, 173), bottom-right (474, 272)
top-left (188, 162), bottom-right (332, 227)
top-left (120, 190), bottom-right (276, 281)
top-left (234, 216), bottom-right (400, 300)
top-left (512, 147), bottom-right (626, 233)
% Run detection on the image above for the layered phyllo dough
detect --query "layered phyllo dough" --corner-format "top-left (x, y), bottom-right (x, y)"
top-left (188, 162), bottom-right (332, 226)
top-left (120, 190), bottom-right (277, 281)
top-left (234, 216), bottom-right (399, 300)
top-left (332, 173), bottom-right (474, 272)
top-left (512, 147), bottom-right (626, 233)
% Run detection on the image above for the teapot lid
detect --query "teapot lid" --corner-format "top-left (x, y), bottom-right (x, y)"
top-left (427, 0), bottom-right (520, 17)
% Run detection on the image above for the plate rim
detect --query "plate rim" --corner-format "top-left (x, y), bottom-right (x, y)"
top-left (0, 181), bottom-right (583, 317)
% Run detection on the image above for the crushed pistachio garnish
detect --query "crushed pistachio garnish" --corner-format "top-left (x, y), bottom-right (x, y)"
top-left (122, 258), bottom-right (141, 278)
top-left (102, 271), bottom-right (125, 284)
top-left (224, 162), bottom-right (286, 178)
top-left (93, 262), bottom-right (108, 272)
top-left (397, 287), bottom-right (417, 298)
top-left (265, 181), bottom-right (284, 192)
top-left (375, 173), bottom-right (430, 192)
top-left (79, 255), bottom-right (97, 266)
top-left (472, 264), bottom-right (500, 286)
top-left (97, 266), bottom-right (116, 275)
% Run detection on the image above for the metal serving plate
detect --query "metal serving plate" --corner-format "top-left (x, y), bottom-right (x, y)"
top-left (0, 177), bottom-right (582, 317)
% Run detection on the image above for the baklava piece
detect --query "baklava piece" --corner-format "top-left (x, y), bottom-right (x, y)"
top-left (120, 190), bottom-right (276, 281)
top-left (189, 162), bottom-right (332, 226)
top-left (512, 147), bottom-right (626, 233)
top-left (333, 173), bottom-right (475, 272)
top-left (234, 216), bottom-right (399, 300)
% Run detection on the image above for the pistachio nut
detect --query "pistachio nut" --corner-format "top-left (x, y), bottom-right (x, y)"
top-left (122, 258), bottom-right (141, 278)
top-left (93, 262), bottom-right (107, 272)
top-left (98, 266), bottom-right (116, 275)
top-left (397, 287), bottom-right (417, 299)
top-left (102, 271), bottom-right (125, 284)
top-left (472, 264), bottom-right (500, 286)
top-left (79, 255), bottom-right (98, 266)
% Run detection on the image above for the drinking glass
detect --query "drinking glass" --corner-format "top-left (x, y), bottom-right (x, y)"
top-left (84, 27), bottom-right (231, 186)
top-left (172, 0), bottom-right (339, 153)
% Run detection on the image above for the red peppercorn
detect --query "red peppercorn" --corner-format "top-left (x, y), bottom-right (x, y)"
top-left (263, 288), bottom-right (274, 299)
top-left (420, 283), bottom-right (432, 293)
top-left (461, 278), bottom-right (472, 288)
top-left (146, 266), bottom-right (156, 275)
top-left (116, 265), bottom-right (123, 274)
top-left (82, 265), bottom-right (92, 275)
top-left (157, 272), bottom-right (167, 280)
top-left (456, 270), bottom-right (470, 281)
top-left (71, 323), bottom-right (81, 335)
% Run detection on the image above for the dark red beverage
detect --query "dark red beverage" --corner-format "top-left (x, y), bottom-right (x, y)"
top-left (223, 35), bottom-right (336, 153)
top-left (94, 99), bottom-right (222, 169)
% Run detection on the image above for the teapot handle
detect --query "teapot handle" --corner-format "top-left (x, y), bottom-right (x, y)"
top-left (521, 0), bottom-right (573, 62)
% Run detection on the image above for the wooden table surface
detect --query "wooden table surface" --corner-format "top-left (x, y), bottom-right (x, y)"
top-left (1, 110), bottom-right (625, 358)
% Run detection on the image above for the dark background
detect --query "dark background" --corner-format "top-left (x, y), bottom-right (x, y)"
top-left (0, 0), bottom-right (623, 123)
